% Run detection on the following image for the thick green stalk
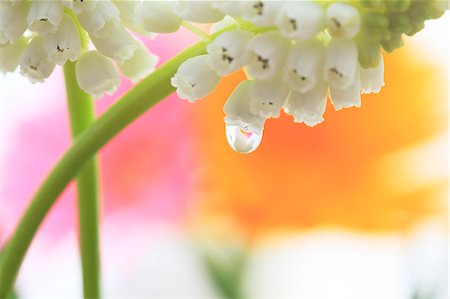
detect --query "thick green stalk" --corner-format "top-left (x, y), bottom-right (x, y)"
top-left (0, 41), bottom-right (207, 298)
top-left (63, 61), bottom-right (100, 299)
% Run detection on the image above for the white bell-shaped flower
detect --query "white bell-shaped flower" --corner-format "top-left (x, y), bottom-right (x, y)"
top-left (27, 0), bottom-right (64, 35)
top-left (43, 14), bottom-right (81, 65)
top-left (112, 0), bottom-right (149, 36)
top-left (77, 0), bottom-right (120, 38)
top-left (210, 15), bottom-right (239, 34)
top-left (276, 1), bottom-right (325, 41)
top-left (239, 1), bottom-right (281, 27)
top-left (329, 68), bottom-right (361, 110)
top-left (283, 80), bottom-right (328, 127)
top-left (283, 39), bottom-right (325, 93)
top-left (135, 1), bottom-right (182, 34)
top-left (75, 50), bottom-right (121, 98)
top-left (360, 53), bottom-right (385, 94)
top-left (118, 40), bottom-right (159, 83)
top-left (0, 37), bottom-right (27, 73)
top-left (246, 31), bottom-right (291, 81)
top-left (171, 54), bottom-right (221, 103)
top-left (211, 1), bottom-right (242, 18)
top-left (326, 2), bottom-right (361, 39)
top-left (324, 38), bottom-right (358, 90)
top-left (207, 30), bottom-right (253, 76)
top-left (19, 36), bottom-right (56, 83)
top-left (72, 0), bottom-right (97, 14)
top-left (0, 1), bottom-right (30, 45)
top-left (89, 21), bottom-right (138, 63)
top-left (249, 76), bottom-right (290, 118)
top-left (172, 1), bottom-right (224, 24)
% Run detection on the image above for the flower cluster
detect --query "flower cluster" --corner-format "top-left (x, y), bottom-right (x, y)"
top-left (171, 0), bottom-right (446, 153)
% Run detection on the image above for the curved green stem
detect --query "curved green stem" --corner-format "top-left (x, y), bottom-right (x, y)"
top-left (64, 62), bottom-right (100, 299)
top-left (0, 40), bottom-right (207, 298)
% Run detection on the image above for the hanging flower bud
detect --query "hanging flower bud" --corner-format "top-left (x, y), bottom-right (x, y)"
top-left (324, 39), bottom-right (358, 90)
top-left (0, 37), bottom-right (27, 73)
top-left (224, 80), bottom-right (266, 154)
top-left (239, 1), bottom-right (281, 27)
top-left (118, 40), bottom-right (159, 83)
top-left (27, 0), bottom-right (64, 35)
top-left (43, 14), bottom-right (81, 65)
top-left (360, 53), bottom-right (385, 94)
top-left (211, 1), bottom-right (242, 18)
top-left (19, 36), bottom-right (56, 83)
top-left (171, 54), bottom-right (221, 103)
top-left (249, 76), bottom-right (290, 118)
top-left (71, 0), bottom-right (96, 14)
top-left (172, 1), bottom-right (224, 24)
top-left (246, 31), bottom-right (291, 81)
top-left (276, 1), bottom-right (325, 41)
top-left (135, 1), bottom-right (182, 34)
top-left (283, 80), bottom-right (328, 127)
top-left (0, 1), bottom-right (30, 44)
top-left (207, 30), bottom-right (253, 76)
top-left (89, 21), bottom-right (138, 63)
top-left (283, 39), bottom-right (325, 93)
top-left (75, 50), bottom-right (121, 98)
top-left (326, 2), bottom-right (361, 39)
top-left (329, 68), bottom-right (361, 110)
top-left (77, 0), bottom-right (120, 38)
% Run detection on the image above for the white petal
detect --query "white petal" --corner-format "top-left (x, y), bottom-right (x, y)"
top-left (207, 30), bottom-right (253, 76)
top-left (324, 38), bottom-right (358, 89)
top-left (43, 14), bottom-right (81, 65)
top-left (211, 1), bottom-right (242, 18)
top-left (224, 80), bottom-right (266, 135)
top-left (326, 2), bottom-right (361, 39)
top-left (173, 1), bottom-right (224, 24)
top-left (284, 80), bottom-right (328, 127)
top-left (27, 0), bottom-right (64, 35)
top-left (118, 40), bottom-right (159, 83)
top-left (135, 1), bottom-right (182, 34)
top-left (171, 54), bottom-right (221, 103)
top-left (0, 36), bottom-right (27, 73)
top-left (209, 15), bottom-right (239, 34)
top-left (76, 50), bottom-right (121, 98)
top-left (329, 68), bottom-right (361, 110)
top-left (249, 76), bottom-right (290, 119)
top-left (19, 36), bottom-right (56, 83)
top-left (246, 31), bottom-right (291, 81)
top-left (89, 20), bottom-right (138, 62)
top-left (239, 1), bottom-right (281, 27)
top-left (0, 1), bottom-right (30, 44)
top-left (360, 54), bottom-right (385, 94)
top-left (276, 1), bottom-right (325, 41)
top-left (77, 0), bottom-right (120, 38)
top-left (283, 39), bottom-right (325, 93)
top-left (72, 0), bottom-right (97, 14)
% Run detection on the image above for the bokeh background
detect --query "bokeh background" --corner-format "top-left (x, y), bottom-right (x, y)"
top-left (0, 12), bottom-right (448, 299)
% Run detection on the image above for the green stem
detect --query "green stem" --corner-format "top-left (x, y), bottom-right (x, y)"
top-left (63, 62), bottom-right (100, 299)
top-left (0, 40), bottom-right (207, 298)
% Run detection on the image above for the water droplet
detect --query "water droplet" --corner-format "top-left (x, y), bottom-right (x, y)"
top-left (225, 125), bottom-right (262, 154)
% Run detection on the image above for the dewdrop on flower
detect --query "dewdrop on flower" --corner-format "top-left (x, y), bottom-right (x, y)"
top-left (171, 54), bottom-right (221, 103)
top-left (329, 68), bottom-right (361, 110)
top-left (276, 1), bottom-right (325, 41)
top-left (283, 39), bottom-right (325, 93)
top-left (75, 50), bottom-right (121, 98)
top-left (0, 37), bottom-right (27, 73)
top-left (283, 80), bottom-right (328, 127)
top-left (0, 0), bottom-right (29, 45)
top-left (135, 1), bottom-right (182, 34)
top-left (19, 36), bottom-right (56, 84)
top-left (239, 1), bottom-right (281, 27)
top-left (249, 76), bottom-right (290, 119)
top-left (76, 0), bottom-right (120, 38)
top-left (43, 14), bottom-right (81, 65)
top-left (326, 2), bottom-right (361, 39)
top-left (89, 21), bottom-right (138, 63)
top-left (172, 1), bottom-right (225, 24)
top-left (246, 31), bottom-right (291, 81)
top-left (224, 80), bottom-right (266, 154)
top-left (27, 0), bottom-right (64, 35)
top-left (360, 53), bottom-right (385, 94)
top-left (207, 30), bottom-right (253, 76)
top-left (118, 40), bottom-right (159, 83)
top-left (324, 38), bottom-right (358, 90)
